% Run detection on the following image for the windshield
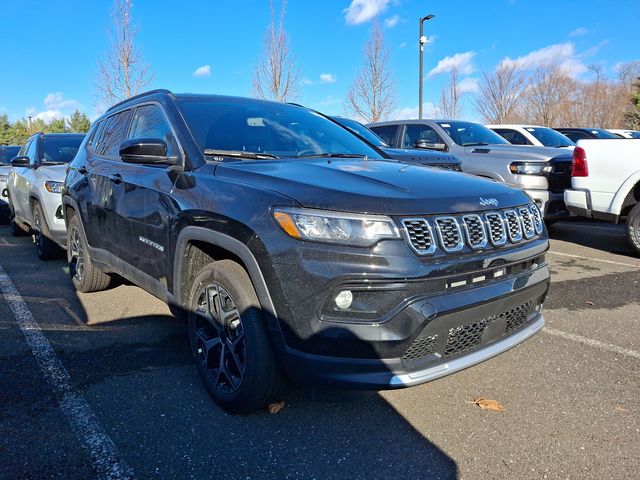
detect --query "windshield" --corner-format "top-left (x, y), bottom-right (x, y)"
top-left (589, 129), bottom-right (620, 139)
top-left (0, 146), bottom-right (20, 164)
top-left (525, 127), bottom-right (575, 147)
top-left (42, 136), bottom-right (84, 163)
top-left (436, 121), bottom-right (509, 146)
top-left (330, 116), bottom-right (386, 147)
top-left (178, 98), bottom-right (383, 159)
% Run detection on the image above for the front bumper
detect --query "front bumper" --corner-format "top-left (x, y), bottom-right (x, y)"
top-left (525, 189), bottom-right (569, 219)
top-left (264, 234), bottom-right (550, 390)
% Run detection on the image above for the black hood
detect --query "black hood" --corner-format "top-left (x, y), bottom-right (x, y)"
top-left (381, 147), bottom-right (461, 166)
top-left (215, 158), bottom-right (531, 215)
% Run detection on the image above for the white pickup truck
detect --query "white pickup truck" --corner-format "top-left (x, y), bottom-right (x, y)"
top-left (564, 139), bottom-right (640, 253)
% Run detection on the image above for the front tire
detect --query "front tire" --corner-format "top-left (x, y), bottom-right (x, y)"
top-left (187, 260), bottom-right (285, 414)
top-left (33, 202), bottom-right (60, 260)
top-left (67, 213), bottom-right (111, 292)
top-left (626, 202), bottom-right (640, 255)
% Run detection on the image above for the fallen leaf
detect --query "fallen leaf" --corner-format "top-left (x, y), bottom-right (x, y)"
top-left (468, 397), bottom-right (505, 412)
top-left (586, 301), bottom-right (594, 306)
top-left (267, 400), bottom-right (285, 414)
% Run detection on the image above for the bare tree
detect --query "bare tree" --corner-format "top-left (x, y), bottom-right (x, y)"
top-left (520, 64), bottom-right (577, 127)
top-left (346, 23), bottom-right (397, 123)
top-left (474, 62), bottom-right (527, 123)
top-left (251, 0), bottom-right (301, 102)
top-left (437, 67), bottom-right (463, 118)
top-left (95, 0), bottom-right (153, 108)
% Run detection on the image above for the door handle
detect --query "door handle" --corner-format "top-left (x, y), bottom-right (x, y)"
top-left (109, 173), bottom-right (123, 185)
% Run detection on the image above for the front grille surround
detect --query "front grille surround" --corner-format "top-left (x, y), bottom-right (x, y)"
top-left (401, 204), bottom-right (542, 255)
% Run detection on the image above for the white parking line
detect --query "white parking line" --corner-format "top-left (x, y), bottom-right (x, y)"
top-left (543, 327), bottom-right (640, 361)
top-left (0, 265), bottom-right (134, 480)
top-left (548, 251), bottom-right (640, 268)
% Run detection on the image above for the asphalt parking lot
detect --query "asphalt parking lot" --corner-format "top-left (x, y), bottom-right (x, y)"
top-left (0, 220), bottom-right (638, 480)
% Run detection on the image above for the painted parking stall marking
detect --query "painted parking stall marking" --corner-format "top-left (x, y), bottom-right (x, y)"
top-left (0, 264), bottom-right (134, 480)
top-left (543, 327), bottom-right (640, 361)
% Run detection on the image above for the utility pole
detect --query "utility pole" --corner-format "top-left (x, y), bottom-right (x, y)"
top-left (419, 15), bottom-right (435, 119)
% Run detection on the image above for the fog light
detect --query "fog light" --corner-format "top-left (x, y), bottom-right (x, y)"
top-left (334, 290), bottom-right (353, 309)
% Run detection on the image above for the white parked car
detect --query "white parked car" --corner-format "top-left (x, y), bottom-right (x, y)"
top-left (564, 138), bottom-right (640, 254)
top-left (6, 133), bottom-right (84, 259)
top-left (607, 129), bottom-right (640, 139)
top-left (488, 125), bottom-right (575, 149)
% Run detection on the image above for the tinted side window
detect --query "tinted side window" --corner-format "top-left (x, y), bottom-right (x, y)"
top-left (563, 131), bottom-right (588, 142)
top-left (18, 139), bottom-right (31, 157)
top-left (128, 105), bottom-right (178, 157)
top-left (494, 129), bottom-right (532, 145)
top-left (369, 125), bottom-right (398, 146)
top-left (93, 110), bottom-right (132, 158)
top-left (402, 125), bottom-right (444, 148)
top-left (26, 139), bottom-right (38, 165)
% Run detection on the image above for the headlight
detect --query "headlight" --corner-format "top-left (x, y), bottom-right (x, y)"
top-left (44, 181), bottom-right (64, 193)
top-left (508, 162), bottom-right (552, 175)
top-left (273, 207), bottom-right (400, 247)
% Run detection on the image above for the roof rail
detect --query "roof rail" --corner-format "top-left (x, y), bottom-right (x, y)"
top-left (105, 89), bottom-right (173, 113)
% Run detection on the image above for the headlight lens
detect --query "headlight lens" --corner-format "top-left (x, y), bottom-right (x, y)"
top-left (273, 207), bottom-right (400, 246)
top-left (508, 162), bottom-right (552, 175)
top-left (44, 181), bottom-right (64, 193)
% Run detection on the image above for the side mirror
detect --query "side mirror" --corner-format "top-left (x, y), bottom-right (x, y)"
top-left (414, 139), bottom-right (447, 151)
top-left (10, 156), bottom-right (30, 167)
top-left (119, 138), bottom-right (176, 165)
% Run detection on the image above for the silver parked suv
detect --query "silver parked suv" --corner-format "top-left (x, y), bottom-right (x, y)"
top-left (368, 120), bottom-right (573, 219)
top-left (6, 132), bottom-right (84, 259)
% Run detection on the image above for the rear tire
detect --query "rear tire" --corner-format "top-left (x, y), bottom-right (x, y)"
top-left (626, 203), bottom-right (640, 255)
top-left (33, 202), bottom-right (60, 260)
top-left (67, 213), bottom-right (111, 292)
top-left (187, 260), bottom-right (286, 414)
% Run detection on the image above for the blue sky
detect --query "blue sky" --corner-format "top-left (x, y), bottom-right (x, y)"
top-left (1, 0), bottom-right (638, 123)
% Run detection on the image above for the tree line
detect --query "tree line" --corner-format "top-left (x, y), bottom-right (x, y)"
top-left (0, 110), bottom-right (91, 146)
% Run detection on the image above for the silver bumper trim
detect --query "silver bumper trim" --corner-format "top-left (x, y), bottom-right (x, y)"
top-left (389, 314), bottom-right (545, 386)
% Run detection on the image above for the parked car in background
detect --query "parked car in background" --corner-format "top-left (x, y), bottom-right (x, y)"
top-left (63, 89), bottom-right (549, 413)
top-left (607, 129), bottom-right (640, 139)
top-left (0, 145), bottom-right (21, 221)
top-left (553, 127), bottom-right (620, 142)
top-left (6, 133), bottom-right (84, 258)
top-left (564, 139), bottom-right (640, 254)
top-left (330, 116), bottom-right (462, 171)
top-left (368, 119), bottom-right (573, 219)
top-left (488, 125), bottom-right (575, 149)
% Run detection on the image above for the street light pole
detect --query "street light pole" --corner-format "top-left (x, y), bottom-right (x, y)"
top-left (418, 14), bottom-right (435, 119)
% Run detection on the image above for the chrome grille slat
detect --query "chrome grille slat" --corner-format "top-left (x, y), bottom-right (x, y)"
top-left (518, 207), bottom-right (535, 239)
top-left (503, 210), bottom-right (523, 242)
top-left (462, 214), bottom-right (488, 249)
top-left (435, 217), bottom-right (464, 252)
top-left (401, 203), bottom-right (543, 255)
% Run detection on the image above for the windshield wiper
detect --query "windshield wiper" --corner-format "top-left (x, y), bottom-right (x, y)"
top-left (204, 149), bottom-right (278, 160)
top-left (295, 153), bottom-right (368, 158)
top-left (462, 142), bottom-right (490, 147)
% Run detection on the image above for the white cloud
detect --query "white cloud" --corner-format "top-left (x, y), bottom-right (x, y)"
top-left (26, 93), bottom-right (82, 122)
top-left (384, 14), bottom-right (401, 28)
top-left (395, 103), bottom-right (439, 120)
top-left (428, 51), bottom-right (476, 77)
top-left (319, 73), bottom-right (337, 84)
top-left (569, 27), bottom-right (588, 37)
top-left (193, 65), bottom-right (212, 77)
top-left (304, 73), bottom-right (337, 85)
top-left (344, 0), bottom-right (391, 25)
top-left (500, 42), bottom-right (587, 77)
top-left (458, 77), bottom-right (480, 93)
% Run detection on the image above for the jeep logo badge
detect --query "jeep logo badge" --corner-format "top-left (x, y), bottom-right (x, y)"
top-left (479, 197), bottom-right (499, 207)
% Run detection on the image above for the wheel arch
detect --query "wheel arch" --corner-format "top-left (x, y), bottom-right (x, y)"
top-left (173, 226), bottom-right (278, 321)
top-left (611, 173), bottom-right (640, 219)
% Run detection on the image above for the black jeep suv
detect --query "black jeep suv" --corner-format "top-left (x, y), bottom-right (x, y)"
top-left (63, 90), bottom-right (550, 413)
